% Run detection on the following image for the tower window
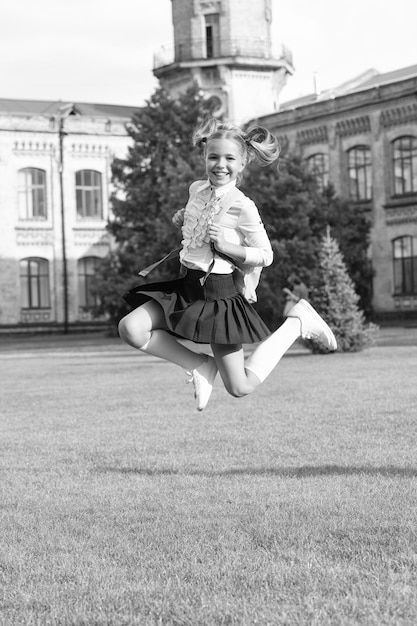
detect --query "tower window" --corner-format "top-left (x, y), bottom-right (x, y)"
top-left (205, 14), bottom-right (220, 58)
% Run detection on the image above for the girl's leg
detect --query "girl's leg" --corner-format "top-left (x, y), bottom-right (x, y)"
top-left (118, 301), bottom-right (209, 371)
top-left (212, 316), bottom-right (301, 398)
top-left (212, 299), bottom-right (337, 399)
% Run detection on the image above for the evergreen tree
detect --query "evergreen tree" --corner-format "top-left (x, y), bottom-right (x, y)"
top-left (306, 228), bottom-right (378, 353)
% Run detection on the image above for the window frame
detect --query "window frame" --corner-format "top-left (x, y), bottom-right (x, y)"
top-left (392, 136), bottom-right (417, 197)
top-left (306, 153), bottom-right (329, 191)
top-left (19, 257), bottom-right (51, 309)
top-left (75, 169), bottom-right (103, 220)
top-left (18, 167), bottom-right (48, 220)
top-left (77, 256), bottom-right (101, 309)
top-left (347, 145), bottom-right (372, 202)
top-left (392, 236), bottom-right (417, 295)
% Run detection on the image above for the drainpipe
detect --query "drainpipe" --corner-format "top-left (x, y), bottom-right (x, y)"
top-left (57, 104), bottom-right (73, 334)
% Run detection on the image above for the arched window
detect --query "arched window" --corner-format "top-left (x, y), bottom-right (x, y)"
top-left (392, 236), bottom-right (417, 295)
top-left (19, 258), bottom-right (50, 308)
top-left (348, 146), bottom-right (372, 201)
top-left (18, 168), bottom-right (47, 219)
top-left (77, 256), bottom-right (100, 308)
top-left (307, 153), bottom-right (329, 191)
top-left (392, 136), bottom-right (417, 195)
top-left (75, 170), bottom-right (103, 219)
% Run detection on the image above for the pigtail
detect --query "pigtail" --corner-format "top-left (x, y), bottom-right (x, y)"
top-left (244, 126), bottom-right (280, 166)
top-left (192, 118), bottom-right (222, 148)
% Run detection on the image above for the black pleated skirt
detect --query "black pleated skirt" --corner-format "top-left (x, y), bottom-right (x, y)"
top-left (123, 268), bottom-right (270, 345)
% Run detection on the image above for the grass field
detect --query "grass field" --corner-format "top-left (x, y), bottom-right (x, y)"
top-left (1, 331), bottom-right (417, 625)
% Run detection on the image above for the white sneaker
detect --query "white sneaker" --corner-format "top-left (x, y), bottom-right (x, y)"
top-left (287, 299), bottom-right (337, 351)
top-left (186, 356), bottom-right (218, 411)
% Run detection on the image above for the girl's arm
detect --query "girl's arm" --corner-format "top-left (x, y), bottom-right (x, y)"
top-left (172, 207), bottom-right (185, 228)
top-left (208, 198), bottom-right (273, 267)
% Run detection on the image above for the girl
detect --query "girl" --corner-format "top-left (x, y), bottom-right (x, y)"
top-left (119, 118), bottom-right (336, 411)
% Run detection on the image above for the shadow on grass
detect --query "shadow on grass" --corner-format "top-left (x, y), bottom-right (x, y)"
top-left (98, 465), bottom-right (417, 478)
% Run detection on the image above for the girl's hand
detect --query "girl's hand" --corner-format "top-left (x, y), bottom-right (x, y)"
top-left (208, 224), bottom-right (247, 264)
top-left (208, 224), bottom-right (228, 253)
top-left (172, 208), bottom-right (185, 228)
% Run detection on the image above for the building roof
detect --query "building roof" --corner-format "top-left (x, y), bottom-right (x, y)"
top-left (0, 98), bottom-right (140, 119)
top-left (279, 63), bottom-right (417, 112)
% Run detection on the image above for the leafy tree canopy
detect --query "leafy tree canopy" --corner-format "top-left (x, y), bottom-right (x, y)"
top-left (241, 154), bottom-right (373, 327)
top-left (93, 85), bottom-right (215, 323)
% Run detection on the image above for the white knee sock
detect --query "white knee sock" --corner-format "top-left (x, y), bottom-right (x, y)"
top-left (245, 318), bottom-right (301, 383)
top-left (141, 329), bottom-right (205, 370)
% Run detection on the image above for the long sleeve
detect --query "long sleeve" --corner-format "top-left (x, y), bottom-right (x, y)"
top-left (237, 199), bottom-right (273, 267)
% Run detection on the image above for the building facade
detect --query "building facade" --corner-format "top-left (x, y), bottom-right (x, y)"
top-left (256, 66), bottom-right (417, 319)
top-left (153, 0), bottom-right (293, 123)
top-left (0, 100), bottom-right (136, 332)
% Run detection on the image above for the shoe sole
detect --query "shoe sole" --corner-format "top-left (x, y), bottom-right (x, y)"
top-left (298, 300), bottom-right (337, 351)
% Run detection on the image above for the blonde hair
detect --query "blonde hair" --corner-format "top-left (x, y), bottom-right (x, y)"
top-left (192, 118), bottom-right (280, 167)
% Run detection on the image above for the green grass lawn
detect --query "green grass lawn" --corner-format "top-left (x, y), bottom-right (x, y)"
top-left (1, 336), bottom-right (417, 625)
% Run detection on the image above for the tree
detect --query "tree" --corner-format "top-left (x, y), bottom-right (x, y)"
top-left (306, 228), bottom-right (378, 353)
top-left (241, 153), bottom-right (374, 328)
top-left (92, 85), bottom-right (216, 325)
top-left (93, 98), bottom-right (374, 333)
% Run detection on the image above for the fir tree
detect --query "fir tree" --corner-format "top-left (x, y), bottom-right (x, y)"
top-left (306, 228), bottom-right (378, 353)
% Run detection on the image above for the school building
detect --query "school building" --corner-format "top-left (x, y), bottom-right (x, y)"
top-left (255, 64), bottom-right (417, 319)
top-left (0, 100), bottom-right (136, 332)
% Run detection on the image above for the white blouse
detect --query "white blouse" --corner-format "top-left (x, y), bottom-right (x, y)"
top-left (180, 179), bottom-right (273, 274)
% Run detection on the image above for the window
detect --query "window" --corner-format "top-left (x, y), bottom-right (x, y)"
top-left (19, 258), bottom-right (50, 308)
top-left (205, 14), bottom-right (220, 58)
top-left (75, 170), bottom-right (103, 219)
top-left (348, 146), bottom-right (372, 201)
top-left (78, 256), bottom-right (100, 308)
top-left (18, 168), bottom-right (47, 219)
top-left (307, 153), bottom-right (329, 191)
top-left (393, 136), bottom-right (417, 195)
top-left (393, 236), bottom-right (417, 295)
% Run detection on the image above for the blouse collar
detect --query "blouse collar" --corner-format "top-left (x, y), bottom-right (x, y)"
top-left (199, 179), bottom-right (237, 198)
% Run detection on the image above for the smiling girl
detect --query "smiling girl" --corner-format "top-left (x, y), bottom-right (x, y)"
top-left (119, 118), bottom-right (336, 411)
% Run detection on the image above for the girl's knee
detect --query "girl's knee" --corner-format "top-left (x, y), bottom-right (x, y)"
top-left (118, 316), bottom-right (130, 341)
top-left (224, 380), bottom-right (251, 398)
top-left (118, 314), bottom-right (148, 349)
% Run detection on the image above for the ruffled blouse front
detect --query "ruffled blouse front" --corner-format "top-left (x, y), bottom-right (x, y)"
top-left (181, 186), bottom-right (221, 255)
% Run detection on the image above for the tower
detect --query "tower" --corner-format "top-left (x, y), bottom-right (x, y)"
top-left (153, 0), bottom-right (294, 124)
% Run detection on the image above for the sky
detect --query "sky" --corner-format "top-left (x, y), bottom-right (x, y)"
top-left (1, 0), bottom-right (416, 107)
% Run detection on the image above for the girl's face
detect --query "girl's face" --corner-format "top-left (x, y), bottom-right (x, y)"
top-left (204, 137), bottom-right (246, 187)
